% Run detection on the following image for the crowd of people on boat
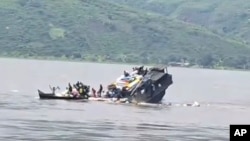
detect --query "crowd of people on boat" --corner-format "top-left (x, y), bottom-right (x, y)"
top-left (50, 81), bottom-right (91, 98)
top-left (67, 81), bottom-right (90, 98)
top-left (48, 66), bottom-right (148, 99)
top-left (39, 65), bottom-right (172, 105)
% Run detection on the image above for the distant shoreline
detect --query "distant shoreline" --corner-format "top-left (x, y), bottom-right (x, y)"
top-left (0, 56), bottom-right (249, 72)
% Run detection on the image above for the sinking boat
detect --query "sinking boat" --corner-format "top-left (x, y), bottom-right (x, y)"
top-left (105, 66), bottom-right (173, 104)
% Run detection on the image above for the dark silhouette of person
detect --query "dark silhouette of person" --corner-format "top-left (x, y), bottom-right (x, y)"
top-left (97, 84), bottom-right (103, 97)
top-left (86, 86), bottom-right (90, 94)
top-left (143, 68), bottom-right (148, 76)
top-left (92, 88), bottom-right (97, 97)
top-left (68, 83), bottom-right (72, 93)
top-left (124, 70), bottom-right (130, 77)
top-left (76, 81), bottom-right (80, 86)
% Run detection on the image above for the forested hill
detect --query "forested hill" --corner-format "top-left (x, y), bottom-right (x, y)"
top-left (0, 0), bottom-right (250, 69)
top-left (108, 0), bottom-right (250, 44)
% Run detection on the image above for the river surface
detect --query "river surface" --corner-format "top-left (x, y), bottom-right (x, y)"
top-left (0, 58), bottom-right (249, 141)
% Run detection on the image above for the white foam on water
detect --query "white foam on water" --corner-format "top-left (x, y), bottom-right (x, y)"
top-left (137, 102), bottom-right (163, 107)
top-left (89, 97), bottom-right (107, 101)
top-left (10, 90), bottom-right (19, 92)
top-left (172, 101), bottom-right (201, 107)
top-left (136, 101), bottom-right (201, 108)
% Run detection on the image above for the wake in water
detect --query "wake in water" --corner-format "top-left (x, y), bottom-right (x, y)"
top-left (102, 98), bottom-right (201, 108)
top-left (31, 90), bottom-right (249, 111)
top-left (104, 99), bottom-right (249, 110)
top-left (136, 101), bottom-right (200, 108)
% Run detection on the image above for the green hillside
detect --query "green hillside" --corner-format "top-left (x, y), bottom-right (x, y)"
top-left (108, 0), bottom-right (250, 44)
top-left (0, 0), bottom-right (250, 69)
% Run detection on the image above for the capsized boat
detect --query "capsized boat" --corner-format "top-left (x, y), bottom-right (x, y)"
top-left (105, 66), bottom-right (173, 104)
top-left (130, 66), bottom-right (173, 103)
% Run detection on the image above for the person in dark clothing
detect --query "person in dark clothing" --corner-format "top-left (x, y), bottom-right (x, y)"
top-left (113, 88), bottom-right (122, 100)
top-left (97, 84), bottom-right (103, 97)
top-left (68, 83), bottom-right (73, 94)
top-left (92, 88), bottom-right (97, 97)
top-left (124, 70), bottom-right (130, 77)
top-left (75, 81), bottom-right (79, 90)
top-left (79, 85), bottom-right (90, 98)
top-left (73, 84), bottom-right (77, 89)
top-left (84, 86), bottom-right (90, 98)
top-left (121, 86), bottom-right (129, 97)
top-left (76, 81), bottom-right (80, 86)
top-left (143, 68), bottom-right (148, 76)
top-left (79, 82), bottom-right (84, 87)
top-left (87, 86), bottom-right (90, 94)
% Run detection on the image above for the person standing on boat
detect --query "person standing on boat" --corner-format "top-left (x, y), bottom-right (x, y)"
top-left (73, 84), bottom-right (78, 90)
top-left (78, 85), bottom-right (83, 95)
top-left (85, 86), bottom-right (90, 98)
top-left (124, 70), bottom-right (130, 77)
top-left (91, 88), bottom-right (97, 97)
top-left (76, 81), bottom-right (80, 87)
top-left (68, 83), bottom-right (73, 94)
top-left (49, 85), bottom-right (59, 94)
top-left (71, 88), bottom-right (80, 97)
top-left (97, 84), bottom-right (103, 97)
top-left (112, 87), bottom-right (122, 101)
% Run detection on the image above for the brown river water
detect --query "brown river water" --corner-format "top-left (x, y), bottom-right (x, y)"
top-left (0, 58), bottom-right (249, 141)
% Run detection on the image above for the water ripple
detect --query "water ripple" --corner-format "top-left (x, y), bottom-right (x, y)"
top-left (0, 92), bottom-right (240, 141)
top-left (0, 118), bottom-right (229, 141)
